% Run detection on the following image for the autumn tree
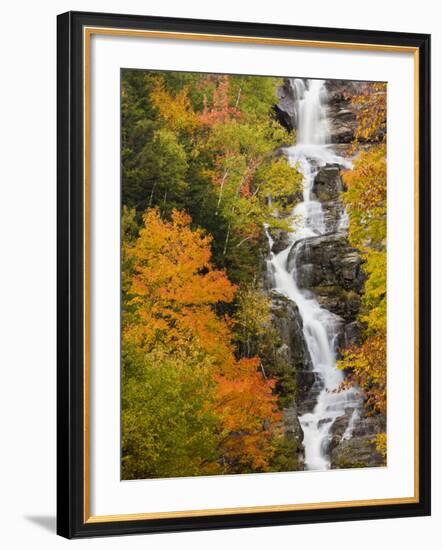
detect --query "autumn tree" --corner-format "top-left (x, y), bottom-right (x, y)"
top-left (352, 82), bottom-right (387, 144)
top-left (198, 75), bottom-right (302, 281)
top-left (121, 71), bottom-right (190, 217)
top-left (338, 82), bottom-right (387, 433)
top-left (122, 344), bottom-right (222, 479)
top-left (122, 70), bottom-right (302, 286)
top-left (122, 209), bottom-right (281, 478)
top-left (120, 70), bottom-right (304, 476)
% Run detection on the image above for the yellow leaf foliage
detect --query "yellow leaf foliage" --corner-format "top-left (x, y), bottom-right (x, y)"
top-left (374, 432), bottom-right (387, 460)
top-left (343, 144), bottom-right (386, 249)
top-left (339, 83), bottom-right (387, 419)
top-left (352, 82), bottom-right (387, 144)
top-left (338, 330), bottom-right (386, 414)
top-left (150, 80), bottom-right (200, 133)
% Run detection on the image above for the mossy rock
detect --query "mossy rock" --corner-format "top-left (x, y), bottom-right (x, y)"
top-left (330, 435), bottom-right (386, 469)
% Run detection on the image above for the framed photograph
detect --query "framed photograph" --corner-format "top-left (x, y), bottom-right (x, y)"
top-left (57, 11), bottom-right (431, 538)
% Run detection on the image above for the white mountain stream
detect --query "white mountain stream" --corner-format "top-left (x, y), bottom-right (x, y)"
top-left (265, 79), bottom-right (362, 470)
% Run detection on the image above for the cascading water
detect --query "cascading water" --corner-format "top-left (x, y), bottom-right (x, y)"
top-left (266, 78), bottom-right (361, 471)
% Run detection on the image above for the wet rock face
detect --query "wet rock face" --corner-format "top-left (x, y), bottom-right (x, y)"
top-left (274, 78), bottom-right (385, 147)
top-left (325, 80), bottom-right (363, 144)
top-left (343, 321), bottom-right (361, 347)
top-left (269, 291), bottom-right (313, 394)
top-left (269, 228), bottom-right (293, 254)
top-left (329, 412), bottom-right (386, 469)
top-left (283, 405), bottom-right (304, 458)
top-left (326, 406), bottom-right (386, 469)
top-left (312, 165), bottom-right (348, 234)
top-left (268, 291), bottom-right (332, 417)
top-left (311, 287), bottom-right (361, 328)
top-left (274, 78), bottom-right (366, 144)
top-left (321, 200), bottom-right (347, 234)
top-left (286, 234), bottom-right (365, 331)
top-left (312, 165), bottom-right (345, 202)
top-left (330, 437), bottom-right (385, 468)
top-left (271, 403), bottom-right (305, 471)
top-left (274, 79), bottom-right (297, 131)
top-left (288, 234), bottom-right (365, 295)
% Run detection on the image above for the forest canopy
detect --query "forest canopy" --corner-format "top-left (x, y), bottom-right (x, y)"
top-left (121, 70), bottom-right (302, 479)
top-left (120, 70), bottom-right (388, 478)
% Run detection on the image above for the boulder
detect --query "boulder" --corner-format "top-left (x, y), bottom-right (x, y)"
top-left (329, 410), bottom-right (386, 468)
top-left (268, 228), bottom-right (292, 254)
top-left (271, 404), bottom-right (305, 471)
top-left (269, 291), bottom-right (315, 403)
top-left (274, 78), bottom-right (297, 132)
top-left (329, 125), bottom-right (355, 144)
top-left (328, 408), bottom-right (357, 451)
top-left (325, 80), bottom-right (386, 146)
top-left (288, 234), bottom-right (365, 295)
top-left (312, 165), bottom-right (344, 202)
top-left (269, 291), bottom-right (310, 369)
top-left (283, 404), bottom-right (304, 446)
top-left (343, 320), bottom-right (361, 346)
top-left (325, 80), bottom-right (362, 145)
top-left (330, 435), bottom-right (386, 469)
top-left (352, 413), bottom-right (386, 439)
top-left (309, 286), bottom-right (360, 323)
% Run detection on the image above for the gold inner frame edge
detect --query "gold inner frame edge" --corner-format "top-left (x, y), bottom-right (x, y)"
top-left (82, 26), bottom-right (420, 524)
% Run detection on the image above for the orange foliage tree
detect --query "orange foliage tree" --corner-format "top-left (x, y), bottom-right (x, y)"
top-left (122, 208), bottom-right (281, 476)
top-left (199, 74), bottom-right (242, 127)
top-left (352, 82), bottom-right (387, 144)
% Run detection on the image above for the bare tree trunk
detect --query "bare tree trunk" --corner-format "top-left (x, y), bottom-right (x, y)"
top-left (235, 87), bottom-right (242, 108)
top-left (216, 169), bottom-right (229, 214)
top-left (235, 236), bottom-right (253, 248)
top-left (259, 362), bottom-right (268, 380)
top-left (149, 181), bottom-right (157, 206)
top-left (223, 222), bottom-right (231, 256)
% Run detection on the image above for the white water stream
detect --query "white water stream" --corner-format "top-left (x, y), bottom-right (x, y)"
top-left (266, 79), bottom-right (361, 470)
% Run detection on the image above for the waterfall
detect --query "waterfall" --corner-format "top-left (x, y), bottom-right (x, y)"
top-left (266, 79), bottom-right (361, 471)
top-left (294, 78), bottom-right (330, 146)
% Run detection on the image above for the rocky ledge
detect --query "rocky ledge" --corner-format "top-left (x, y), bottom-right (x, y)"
top-left (325, 80), bottom-right (363, 144)
top-left (274, 78), bottom-right (386, 147)
top-left (269, 291), bottom-right (314, 404)
top-left (273, 78), bottom-right (297, 132)
top-left (329, 412), bottom-right (387, 469)
top-left (287, 233), bottom-right (365, 348)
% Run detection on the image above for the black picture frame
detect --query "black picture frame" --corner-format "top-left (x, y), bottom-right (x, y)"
top-left (57, 10), bottom-right (431, 539)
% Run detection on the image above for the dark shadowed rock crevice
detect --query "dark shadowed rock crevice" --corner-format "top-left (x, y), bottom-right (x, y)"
top-left (273, 79), bottom-right (297, 132)
top-left (267, 292), bottom-right (315, 405)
